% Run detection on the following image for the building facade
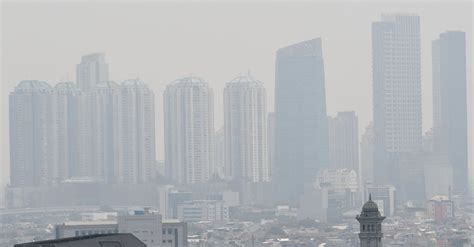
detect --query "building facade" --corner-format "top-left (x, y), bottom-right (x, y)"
top-left (164, 76), bottom-right (214, 184)
top-left (76, 53), bottom-right (109, 91)
top-left (9, 81), bottom-right (56, 187)
top-left (224, 74), bottom-right (268, 182)
top-left (274, 38), bottom-right (329, 204)
top-left (328, 111), bottom-right (359, 172)
top-left (372, 14), bottom-right (422, 185)
top-left (432, 31), bottom-right (468, 193)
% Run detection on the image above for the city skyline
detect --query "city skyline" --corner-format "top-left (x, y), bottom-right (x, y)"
top-left (2, 3), bottom-right (472, 184)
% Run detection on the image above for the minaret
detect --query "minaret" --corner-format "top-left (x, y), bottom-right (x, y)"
top-left (356, 195), bottom-right (386, 247)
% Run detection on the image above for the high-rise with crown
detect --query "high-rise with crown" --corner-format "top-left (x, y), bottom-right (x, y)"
top-left (372, 14), bottom-right (422, 185)
top-left (9, 81), bottom-right (56, 187)
top-left (274, 38), bottom-right (329, 204)
top-left (119, 79), bottom-right (156, 184)
top-left (224, 74), bottom-right (268, 182)
top-left (164, 76), bottom-right (214, 184)
top-left (357, 195), bottom-right (386, 247)
top-left (432, 31), bottom-right (468, 193)
top-left (76, 53), bottom-right (109, 91)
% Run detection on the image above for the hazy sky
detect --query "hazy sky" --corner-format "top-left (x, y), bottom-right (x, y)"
top-left (1, 0), bottom-right (472, 184)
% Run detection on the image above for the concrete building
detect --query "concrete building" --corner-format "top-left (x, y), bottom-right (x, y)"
top-left (316, 169), bottom-right (358, 193)
top-left (328, 111), bottom-right (359, 172)
top-left (365, 185), bottom-right (396, 217)
top-left (53, 82), bottom-right (81, 181)
top-left (360, 123), bottom-right (375, 194)
top-left (432, 31), bottom-right (468, 193)
top-left (16, 234), bottom-right (146, 247)
top-left (55, 209), bottom-right (188, 247)
top-left (89, 81), bottom-right (120, 183)
top-left (267, 112), bottom-right (276, 181)
top-left (164, 76), bottom-right (214, 184)
top-left (9, 80), bottom-right (55, 187)
top-left (119, 79), bottom-right (156, 184)
top-left (214, 127), bottom-right (225, 179)
top-left (274, 38), bottom-right (329, 205)
top-left (177, 200), bottom-right (229, 222)
top-left (76, 53), bottom-right (109, 91)
top-left (372, 14), bottom-right (422, 185)
top-left (224, 74), bottom-right (268, 182)
top-left (427, 195), bottom-right (454, 222)
top-left (356, 195), bottom-right (386, 247)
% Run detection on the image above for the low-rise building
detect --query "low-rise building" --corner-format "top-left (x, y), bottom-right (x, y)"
top-left (177, 200), bottom-right (229, 223)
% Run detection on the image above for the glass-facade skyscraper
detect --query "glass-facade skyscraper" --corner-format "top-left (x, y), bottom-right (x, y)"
top-left (432, 31), bottom-right (468, 192)
top-left (274, 38), bottom-right (329, 204)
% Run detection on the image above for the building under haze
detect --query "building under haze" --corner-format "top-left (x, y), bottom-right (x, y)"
top-left (360, 123), bottom-right (375, 193)
top-left (54, 82), bottom-right (81, 181)
top-left (328, 111), bottom-right (359, 172)
top-left (432, 31), bottom-right (468, 193)
top-left (274, 38), bottom-right (329, 204)
top-left (9, 80), bottom-right (56, 187)
top-left (223, 74), bottom-right (269, 182)
top-left (372, 14), bottom-right (422, 186)
top-left (76, 53), bottom-right (109, 91)
top-left (119, 79), bottom-right (156, 184)
top-left (164, 76), bottom-right (214, 184)
top-left (89, 81), bottom-right (121, 182)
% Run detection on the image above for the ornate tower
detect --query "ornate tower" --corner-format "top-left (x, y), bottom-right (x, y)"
top-left (356, 195), bottom-right (386, 247)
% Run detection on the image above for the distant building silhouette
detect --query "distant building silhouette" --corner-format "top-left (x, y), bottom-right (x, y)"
top-left (360, 123), bottom-right (375, 193)
top-left (9, 81), bottom-right (55, 187)
top-left (357, 195), bottom-right (386, 247)
top-left (328, 111), bottom-right (359, 172)
top-left (432, 31), bottom-right (468, 193)
top-left (224, 74), bottom-right (269, 182)
top-left (76, 53), bottom-right (109, 91)
top-left (372, 14), bottom-right (422, 186)
top-left (164, 76), bottom-right (214, 184)
top-left (274, 38), bottom-right (329, 205)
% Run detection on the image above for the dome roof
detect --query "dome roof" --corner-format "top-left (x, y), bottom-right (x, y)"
top-left (362, 197), bottom-right (379, 213)
top-left (171, 76), bottom-right (207, 86)
top-left (55, 82), bottom-right (79, 90)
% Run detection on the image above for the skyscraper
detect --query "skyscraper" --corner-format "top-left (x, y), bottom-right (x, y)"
top-left (76, 53), bottom-right (109, 91)
top-left (372, 14), bottom-right (422, 185)
top-left (9, 80), bottom-right (55, 187)
top-left (432, 31), bottom-right (468, 192)
top-left (119, 79), bottom-right (156, 184)
top-left (223, 74), bottom-right (268, 182)
top-left (164, 76), bottom-right (214, 184)
top-left (328, 111), bottom-right (359, 172)
top-left (275, 38), bottom-right (329, 204)
top-left (360, 123), bottom-right (375, 190)
top-left (267, 112), bottom-right (276, 181)
top-left (89, 81), bottom-right (121, 183)
top-left (54, 82), bottom-right (81, 180)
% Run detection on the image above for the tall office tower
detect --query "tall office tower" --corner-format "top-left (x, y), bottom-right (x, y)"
top-left (360, 123), bottom-right (375, 188)
top-left (89, 81), bottom-right (121, 183)
top-left (372, 14), bottom-right (422, 185)
top-left (119, 79), bottom-right (156, 184)
top-left (275, 38), bottom-right (329, 204)
top-left (267, 112), bottom-right (276, 181)
top-left (432, 31), bottom-right (468, 192)
top-left (9, 81), bottom-right (56, 187)
top-left (164, 76), bottom-right (214, 184)
top-left (223, 74), bottom-right (269, 182)
top-left (54, 82), bottom-right (81, 180)
top-left (328, 111), bottom-right (359, 172)
top-left (214, 128), bottom-right (225, 179)
top-left (76, 53), bottom-right (109, 91)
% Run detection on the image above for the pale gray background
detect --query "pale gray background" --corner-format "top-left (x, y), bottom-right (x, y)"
top-left (1, 0), bottom-right (472, 190)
